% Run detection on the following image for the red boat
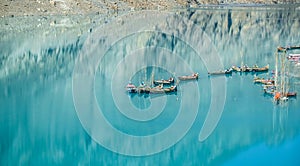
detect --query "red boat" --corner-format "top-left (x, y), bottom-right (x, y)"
top-left (126, 83), bottom-right (137, 93)
top-left (285, 92), bottom-right (297, 97)
top-left (287, 54), bottom-right (300, 62)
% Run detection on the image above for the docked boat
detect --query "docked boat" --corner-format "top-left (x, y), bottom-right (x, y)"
top-left (231, 65), bottom-right (242, 72)
top-left (263, 84), bottom-right (276, 89)
top-left (277, 46), bottom-right (286, 52)
top-left (149, 88), bottom-right (164, 94)
top-left (153, 77), bottom-right (174, 85)
top-left (277, 46), bottom-right (300, 52)
top-left (287, 54), bottom-right (300, 62)
top-left (231, 65), bottom-right (252, 72)
top-left (208, 68), bottom-right (232, 75)
top-left (273, 92), bottom-right (297, 102)
top-left (163, 85), bottom-right (177, 93)
top-left (178, 73), bottom-right (199, 80)
top-left (253, 77), bottom-right (274, 84)
top-left (241, 65), bottom-right (253, 72)
top-left (288, 54), bottom-right (300, 58)
top-left (264, 88), bottom-right (275, 95)
top-left (263, 84), bottom-right (276, 94)
top-left (252, 64), bottom-right (269, 72)
top-left (137, 86), bottom-right (151, 94)
top-left (149, 85), bottom-right (177, 94)
top-left (126, 83), bottom-right (137, 93)
top-left (285, 92), bottom-right (297, 97)
top-left (286, 46), bottom-right (300, 50)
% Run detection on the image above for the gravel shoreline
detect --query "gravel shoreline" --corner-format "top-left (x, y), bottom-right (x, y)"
top-left (1, 0), bottom-right (300, 18)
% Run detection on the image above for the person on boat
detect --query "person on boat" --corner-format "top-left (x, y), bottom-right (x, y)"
top-left (154, 84), bottom-right (163, 89)
top-left (225, 68), bottom-right (232, 73)
top-left (171, 85), bottom-right (177, 91)
top-left (158, 84), bottom-right (163, 89)
top-left (274, 92), bottom-right (281, 101)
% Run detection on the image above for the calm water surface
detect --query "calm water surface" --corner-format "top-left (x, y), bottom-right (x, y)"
top-left (1, 6), bottom-right (300, 165)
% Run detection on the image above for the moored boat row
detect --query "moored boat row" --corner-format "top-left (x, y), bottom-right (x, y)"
top-left (124, 44), bottom-right (299, 104)
top-left (126, 73), bottom-right (198, 95)
top-left (126, 83), bottom-right (178, 94)
top-left (231, 64), bottom-right (269, 72)
top-left (273, 45), bottom-right (300, 103)
top-left (208, 64), bottom-right (269, 76)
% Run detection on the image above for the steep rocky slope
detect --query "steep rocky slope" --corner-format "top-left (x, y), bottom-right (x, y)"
top-left (1, 0), bottom-right (300, 17)
top-left (0, 5), bottom-right (300, 80)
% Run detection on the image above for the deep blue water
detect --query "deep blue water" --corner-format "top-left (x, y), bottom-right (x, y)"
top-left (1, 7), bottom-right (300, 165)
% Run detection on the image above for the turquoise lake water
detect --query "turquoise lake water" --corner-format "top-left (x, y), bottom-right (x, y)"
top-left (1, 7), bottom-right (300, 165)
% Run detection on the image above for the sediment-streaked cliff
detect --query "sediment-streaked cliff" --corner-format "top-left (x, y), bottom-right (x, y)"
top-left (1, 6), bottom-right (300, 80)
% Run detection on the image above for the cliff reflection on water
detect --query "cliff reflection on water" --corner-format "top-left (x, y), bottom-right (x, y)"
top-left (1, 6), bottom-right (300, 165)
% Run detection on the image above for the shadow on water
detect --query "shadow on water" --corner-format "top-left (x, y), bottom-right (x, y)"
top-left (1, 6), bottom-right (300, 165)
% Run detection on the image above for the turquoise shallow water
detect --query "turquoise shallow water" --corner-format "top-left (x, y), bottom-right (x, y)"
top-left (1, 7), bottom-right (300, 165)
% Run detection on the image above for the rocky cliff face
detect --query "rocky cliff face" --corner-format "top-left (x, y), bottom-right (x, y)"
top-left (1, 6), bottom-right (300, 81)
top-left (184, 7), bottom-right (300, 66)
